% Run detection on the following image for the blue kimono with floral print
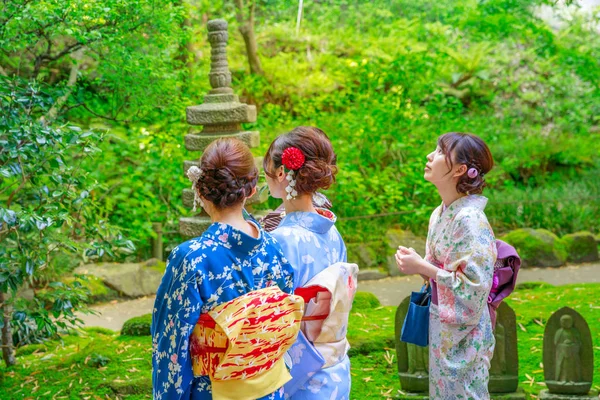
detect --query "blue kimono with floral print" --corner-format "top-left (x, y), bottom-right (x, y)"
top-left (151, 221), bottom-right (295, 400)
top-left (270, 211), bottom-right (351, 400)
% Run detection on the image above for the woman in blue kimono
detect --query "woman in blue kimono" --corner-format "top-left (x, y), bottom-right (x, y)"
top-left (151, 138), bottom-right (302, 400)
top-left (264, 127), bottom-right (356, 400)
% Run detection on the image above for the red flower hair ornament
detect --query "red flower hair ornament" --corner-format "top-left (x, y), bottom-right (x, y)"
top-left (281, 147), bottom-right (305, 171)
top-left (280, 147), bottom-right (305, 200)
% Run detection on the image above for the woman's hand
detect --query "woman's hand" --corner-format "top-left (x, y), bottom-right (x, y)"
top-left (395, 246), bottom-right (439, 280)
top-left (395, 246), bottom-right (424, 275)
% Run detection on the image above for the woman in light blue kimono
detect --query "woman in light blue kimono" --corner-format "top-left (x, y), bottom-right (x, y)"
top-left (264, 126), bottom-right (357, 400)
top-left (151, 138), bottom-right (301, 400)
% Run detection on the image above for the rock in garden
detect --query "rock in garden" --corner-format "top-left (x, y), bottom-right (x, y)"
top-left (357, 269), bottom-right (387, 281)
top-left (74, 261), bottom-right (164, 298)
top-left (347, 242), bottom-right (379, 269)
top-left (501, 228), bottom-right (567, 268)
top-left (561, 231), bottom-right (599, 263)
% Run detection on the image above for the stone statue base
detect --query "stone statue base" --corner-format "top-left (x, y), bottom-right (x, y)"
top-left (398, 372), bottom-right (429, 393)
top-left (489, 375), bottom-right (519, 394)
top-left (545, 381), bottom-right (593, 395)
top-left (539, 389), bottom-right (599, 399)
top-left (397, 393), bottom-right (428, 400)
top-left (491, 388), bottom-right (527, 399)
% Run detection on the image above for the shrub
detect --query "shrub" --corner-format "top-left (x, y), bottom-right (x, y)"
top-left (121, 314), bottom-right (152, 336)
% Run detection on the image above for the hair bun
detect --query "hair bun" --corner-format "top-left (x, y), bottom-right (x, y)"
top-left (195, 139), bottom-right (258, 209)
top-left (263, 126), bottom-right (338, 196)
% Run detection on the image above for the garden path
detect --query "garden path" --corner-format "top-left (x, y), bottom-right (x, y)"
top-left (77, 262), bottom-right (600, 331)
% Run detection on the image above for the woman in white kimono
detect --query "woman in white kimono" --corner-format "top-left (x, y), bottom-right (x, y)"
top-left (395, 132), bottom-right (497, 399)
top-left (263, 126), bottom-right (357, 400)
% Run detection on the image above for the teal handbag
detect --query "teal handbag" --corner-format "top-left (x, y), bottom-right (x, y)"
top-left (400, 282), bottom-right (431, 347)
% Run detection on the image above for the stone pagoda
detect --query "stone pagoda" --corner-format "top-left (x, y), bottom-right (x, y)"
top-left (179, 19), bottom-right (267, 238)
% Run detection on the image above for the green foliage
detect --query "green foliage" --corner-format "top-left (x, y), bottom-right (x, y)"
top-left (0, 0), bottom-right (190, 122)
top-left (227, 0), bottom-right (600, 246)
top-left (62, 275), bottom-right (119, 303)
top-left (486, 174), bottom-right (600, 237)
top-left (3, 0), bottom-right (600, 257)
top-left (0, 77), bottom-right (134, 350)
top-left (121, 313), bottom-right (152, 336)
top-left (81, 124), bottom-right (189, 259)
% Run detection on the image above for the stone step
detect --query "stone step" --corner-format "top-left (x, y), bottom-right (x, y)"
top-left (185, 131), bottom-right (259, 152)
top-left (179, 216), bottom-right (211, 238)
top-left (186, 102), bottom-right (256, 126)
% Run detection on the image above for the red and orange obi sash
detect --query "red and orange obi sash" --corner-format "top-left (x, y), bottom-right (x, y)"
top-left (189, 286), bottom-right (304, 400)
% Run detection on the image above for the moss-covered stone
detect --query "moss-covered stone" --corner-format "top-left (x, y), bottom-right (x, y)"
top-left (347, 242), bottom-right (380, 269)
top-left (352, 291), bottom-right (381, 309)
top-left (561, 231), bottom-right (599, 263)
top-left (74, 262), bottom-right (164, 298)
top-left (144, 258), bottom-right (167, 273)
top-left (105, 377), bottom-right (152, 395)
top-left (62, 275), bottom-right (118, 303)
top-left (121, 313), bottom-right (152, 336)
top-left (501, 228), bottom-right (567, 268)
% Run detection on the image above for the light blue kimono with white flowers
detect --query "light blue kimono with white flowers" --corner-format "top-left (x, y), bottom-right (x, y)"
top-left (271, 210), bottom-right (351, 400)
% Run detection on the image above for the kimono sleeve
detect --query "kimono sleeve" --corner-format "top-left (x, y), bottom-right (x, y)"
top-left (436, 209), bottom-right (497, 326)
top-left (151, 246), bottom-right (204, 400)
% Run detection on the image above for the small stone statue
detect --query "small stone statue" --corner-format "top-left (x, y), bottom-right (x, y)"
top-left (490, 320), bottom-right (507, 375)
top-left (487, 303), bottom-right (522, 396)
top-left (540, 307), bottom-right (596, 399)
top-left (395, 296), bottom-right (429, 398)
top-left (554, 315), bottom-right (582, 383)
top-left (407, 343), bottom-right (429, 376)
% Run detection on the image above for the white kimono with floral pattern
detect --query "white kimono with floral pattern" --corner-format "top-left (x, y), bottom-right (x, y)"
top-left (426, 195), bottom-right (497, 400)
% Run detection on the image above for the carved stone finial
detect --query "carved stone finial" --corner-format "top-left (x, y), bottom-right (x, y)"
top-left (179, 19), bottom-right (264, 238)
top-left (207, 19), bottom-right (233, 94)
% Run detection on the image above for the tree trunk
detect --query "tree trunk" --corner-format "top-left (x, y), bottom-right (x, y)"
top-left (44, 48), bottom-right (84, 123)
top-left (0, 291), bottom-right (16, 367)
top-left (234, 0), bottom-right (264, 75)
top-left (177, 1), bottom-right (195, 85)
